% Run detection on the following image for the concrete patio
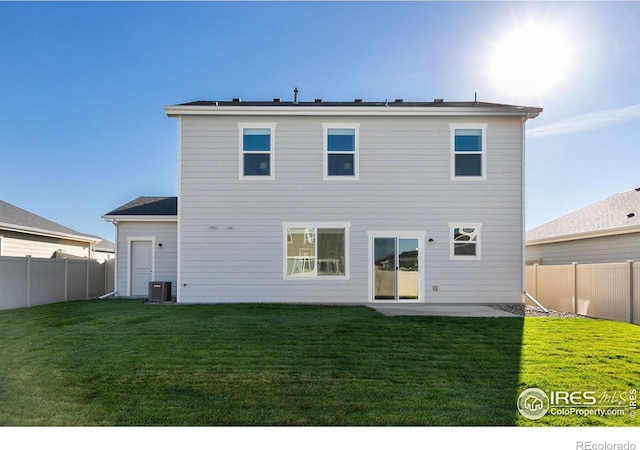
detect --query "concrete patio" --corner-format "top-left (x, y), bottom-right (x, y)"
top-left (369, 304), bottom-right (521, 317)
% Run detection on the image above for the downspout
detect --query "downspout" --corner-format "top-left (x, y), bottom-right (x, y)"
top-left (521, 116), bottom-right (528, 302)
top-left (100, 218), bottom-right (119, 298)
top-left (521, 113), bottom-right (548, 314)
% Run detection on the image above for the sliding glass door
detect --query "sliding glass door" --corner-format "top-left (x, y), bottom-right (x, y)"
top-left (373, 236), bottom-right (420, 301)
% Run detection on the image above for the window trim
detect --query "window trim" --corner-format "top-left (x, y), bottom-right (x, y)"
top-left (450, 123), bottom-right (487, 181)
top-left (238, 122), bottom-right (276, 180)
top-left (323, 123), bottom-right (360, 180)
top-left (282, 222), bottom-right (350, 280)
top-left (449, 223), bottom-right (482, 260)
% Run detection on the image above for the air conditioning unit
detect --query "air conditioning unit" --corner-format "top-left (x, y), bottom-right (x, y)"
top-left (149, 281), bottom-right (171, 302)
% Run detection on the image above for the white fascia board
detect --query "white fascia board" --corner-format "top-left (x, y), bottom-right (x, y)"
top-left (102, 215), bottom-right (178, 223)
top-left (0, 222), bottom-right (100, 245)
top-left (526, 225), bottom-right (640, 246)
top-left (165, 105), bottom-right (541, 119)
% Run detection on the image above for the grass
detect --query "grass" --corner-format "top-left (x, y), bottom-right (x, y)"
top-left (0, 300), bottom-right (637, 426)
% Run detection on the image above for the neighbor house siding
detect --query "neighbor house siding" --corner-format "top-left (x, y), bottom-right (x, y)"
top-left (0, 230), bottom-right (91, 258)
top-left (178, 114), bottom-right (525, 304)
top-left (115, 221), bottom-right (178, 296)
top-left (526, 232), bottom-right (640, 265)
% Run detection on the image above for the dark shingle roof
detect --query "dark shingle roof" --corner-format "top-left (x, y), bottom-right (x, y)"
top-left (0, 200), bottom-right (97, 241)
top-left (526, 188), bottom-right (640, 243)
top-left (105, 196), bottom-right (177, 216)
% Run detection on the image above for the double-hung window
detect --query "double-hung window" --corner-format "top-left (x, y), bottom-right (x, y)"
top-left (284, 223), bottom-right (350, 278)
top-left (323, 124), bottom-right (359, 179)
top-left (451, 124), bottom-right (487, 180)
top-left (239, 123), bottom-right (275, 179)
top-left (449, 223), bottom-right (482, 260)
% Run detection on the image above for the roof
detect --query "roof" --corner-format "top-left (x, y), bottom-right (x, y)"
top-left (166, 98), bottom-right (542, 118)
top-left (104, 196), bottom-right (178, 217)
top-left (526, 187), bottom-right (640, 244)
top-left (0, 200), bottom-right (99, 243)
top-left (93, 238), bottom-right (115, 253)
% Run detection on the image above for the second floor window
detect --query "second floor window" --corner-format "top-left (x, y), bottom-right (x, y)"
top-left (240, 124), bottom-right (275, 179)
top-left (324, 124), bottom-right (359, 179)
top-left (451, 124), bottom-right (487, 180)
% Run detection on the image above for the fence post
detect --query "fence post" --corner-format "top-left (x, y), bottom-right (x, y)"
top-left (26, 255), bottom-right (32, 308)
top-left (572, 262), bottom-right (578, 314)
top-left (628, 260), bottom-right (634, 324)
top-left (532, 263), bottom-right (539, 300)
top-left (86, 258), bottom-right (90, 299)
top-left (64, 258), bottom-right (69, 301)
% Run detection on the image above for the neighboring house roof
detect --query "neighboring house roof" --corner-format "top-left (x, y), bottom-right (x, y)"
top-left (0, 199), bottom-right (99, 244)
top-left (165, 98), bottom-right (542, 118)
top-left (526, 187), bottom-right (640, 244)
top-left (93, 238), bottom-right (115, 253)
top-left (103, 196), bottom-right (177, 221)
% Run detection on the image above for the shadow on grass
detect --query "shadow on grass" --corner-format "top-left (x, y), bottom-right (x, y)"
top-left (0, 301), bottom-right (524, 426)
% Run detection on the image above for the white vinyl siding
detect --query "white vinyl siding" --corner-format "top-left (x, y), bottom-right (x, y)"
top-left (115, 221), bottom-right (177, 296)
top-left (178, 115), bottom-right (525, 304)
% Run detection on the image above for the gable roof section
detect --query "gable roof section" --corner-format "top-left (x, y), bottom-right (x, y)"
top-left (165, 98), bottom-right (542, 119)
top-left (0, 200), bottom-right (99, 244)
top-left (526, 188), bottom-right (640, 244)
top-left (103, 196), bottom-right (177, 221)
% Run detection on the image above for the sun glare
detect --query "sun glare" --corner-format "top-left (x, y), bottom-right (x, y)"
top-left (488, 22), bottom-right (574, 99)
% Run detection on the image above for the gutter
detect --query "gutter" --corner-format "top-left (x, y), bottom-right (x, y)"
top-left (165, 105), bottom-right (543, 118)
top-left (102, 215), bottom-right (178, 223)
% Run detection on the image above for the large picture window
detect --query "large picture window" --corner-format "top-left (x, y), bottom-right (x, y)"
top-left (239, 123), bottom-right (275, 179)
top-left (284, 224), bottom-right (349, 278)
top-left (450, 124), bottom-right (487, 180)
top-left (323, 124), bottom-right (359, 179)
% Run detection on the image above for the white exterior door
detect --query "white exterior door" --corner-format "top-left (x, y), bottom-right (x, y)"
top-left (130, 240), bottom-right (153, 296)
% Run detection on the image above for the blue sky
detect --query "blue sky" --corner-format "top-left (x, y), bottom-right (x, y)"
top-left (1, 1), bottom-right (638, 242)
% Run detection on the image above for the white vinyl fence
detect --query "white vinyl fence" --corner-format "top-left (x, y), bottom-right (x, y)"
top-left (525, 261), bottom-right (639, 325)
top-left (0, 256), bottom-right (115, 310)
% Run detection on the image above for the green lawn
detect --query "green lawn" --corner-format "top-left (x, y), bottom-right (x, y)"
top-left (0, 300), bottom-right (637, 426)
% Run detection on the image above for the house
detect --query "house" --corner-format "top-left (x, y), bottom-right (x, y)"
top-left (92, 239), bottom-right (116, 262)
top-left (102, 197), bottom-right (178, 297)
top-left (526, 187), bottom-right (640, 265)
top-left (0, 199), bottom-right (102, 259)
top-left (104, 97), bottom-right (542, 304)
